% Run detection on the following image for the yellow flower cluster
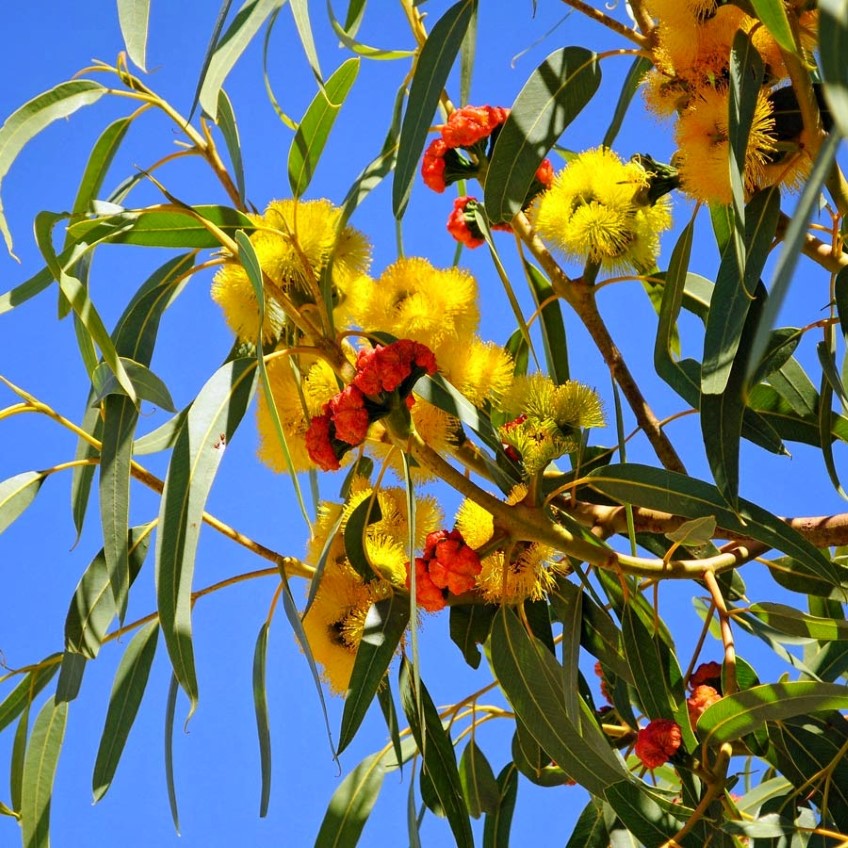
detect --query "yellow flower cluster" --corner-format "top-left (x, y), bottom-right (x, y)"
top-left (302, 479), bottom-right (443, 693)
top-left (530, 148), bottom-right (672, 272)
top-left (211, 198), bottom-right (371, 343)
top-left (643, 0), bottom-right (818, 204)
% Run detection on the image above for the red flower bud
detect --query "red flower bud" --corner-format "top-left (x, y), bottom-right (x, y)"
top-left (689, 661), bottom-right (722, 691)
top-left (687, 685), bottom-right (722, 728)
top-left (423, 529), bottom-right (482, 595)
top-left (327, 385), bottom-right (370, 445)
top-left (634, 719), bottom-right (682, 769)
top-left (441, 105), bottom-right (509, 148)
top-left (535, 157), bottom-right (554, 189)
top-left (446, 196), bottom-right (485, 249)
top-left (305, 414), bottom-right (341, 471)
top-left (406, 557), bottom-right (447, 612)
top-left (422, 138), bottom-right (448, 192)
top-left (353, 340), bottom-right (437, 397)
top-left (594, 660), bottom-right (613, 705)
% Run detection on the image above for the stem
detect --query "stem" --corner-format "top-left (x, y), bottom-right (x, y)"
top-left (559, 0), bottom-right (648, 47)
top-left (703, 570), bottom-right (736, 695)
top-left (776, 213), bottom-right (848, 274)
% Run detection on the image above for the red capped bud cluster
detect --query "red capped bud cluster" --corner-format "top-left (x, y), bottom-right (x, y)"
top-left (447, 196), bottom-right (486, 249)
top-left (686, 661), bottom-right (723, 729)
top-left (305, 339), bottom-right (438, 472)
top-left (634, 719), bottom-right (682, 769)
top-left (441, 105), bottom-right (509, 148)
top-left (405, 529), bottom-right (482, 613)
top-left (689, 661), bottom-right (722, 691)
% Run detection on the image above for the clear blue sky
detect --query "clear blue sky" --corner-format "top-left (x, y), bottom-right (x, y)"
top-left (1, 2), bottom-right (846, 847)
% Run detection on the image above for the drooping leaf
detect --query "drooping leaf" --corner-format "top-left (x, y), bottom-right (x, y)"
top-left (289, 0), bottom-right (324, 84)
top-left (565, 797), bottom-right (609, 848)
top-left (253, 622), bottom-right (272, 817)
top-left (485, 46), bottom-right (601, 223)
top-left (0, 80), bottom-right (106, 256)
top-left (338, 595), bottom-right (410, 754)
top-left (482, 763), bottom-right (518, 848)
top-left (524, 260), bottom-right (569, 384)
top-left (155, 358), bottom-right (257, 714)
top-left (65, 527), bottom-right (152, 658)
top-left (215, 90), bottom-right (246, 205)
top-left (117, 0), bottom-right (151, 71)
top-left (20, 698), bottom-right (68, 848)
top-left (820, 0), bottom-right (848, 136)
top-left (343, 496), bottom-right (381, 582)
top-left (91, 358), bottom-right (176, 411)
top-left (313, 752), bottom-right (386, 848)
top-left (748, 0), bottom-right (798, 54)
top-left (198, 0), bottom-right (286, 121)
top-left (490, 607), bottom-right (627, 796)
top-left (392, 0), bottom-right (477, 218)
top-left (458, 740), bottom-right (499, 818)
top-left (92, 621), bottom-right (159, 801)
top-left (697, 681), bottom-right (848, 745)
top-left (326, 0), bottom-right (414, 59)
top-left (55, 652), bottom-right (86, 704)
top-left (0, 471), bottom-right (46, 535)
top-left (747, 602), bottom-right (848, 641)
top-left (399, 658), bottom-right (474, 848)
top-left (0, 659), bottom-right (60, 735)
top-left (603, 56), bottom-right (652, 148)
top-left (164, 673), bottom-right (181, 834)
top-left (288, 58), bottom-right (360, 197)
top-left (604, 781), bottom-right (695, 848)
top-left (449, 603), bottom-right (496, 669)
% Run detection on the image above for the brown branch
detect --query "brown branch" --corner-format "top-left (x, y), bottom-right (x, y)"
top-left (558, 0), bottom-right (648, 48)
top-left (776, 213), bottom-right (848, 275)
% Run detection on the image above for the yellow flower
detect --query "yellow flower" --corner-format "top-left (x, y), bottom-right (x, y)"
top-left (256, 356), bottom-right (338, 473)
top-left (454, 489), bottom-right (561, 604)
top-left (211, 198), bottom-right (371, 343)
top-left (305, 501), bottom-right (346, 570)
top-left (531, 148), bottom-right (672, 271)
top-left (350, 257), bottom-right (480, 349)
top-left (674, 86), bottom-right (776, 204)
top-left (302, 561), bottom-right (387, 695)
top-left (436, 337), bottom-right (514, 407)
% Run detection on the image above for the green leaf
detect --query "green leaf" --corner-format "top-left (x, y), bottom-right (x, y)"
top-left (458, 740), bottom-right (499, 818)
top-left (746, 130), bottom-right (842, 379)
top-left (20, 698), bottom-right (68, 848)
top-left (164, 673), bottom-right (181, 835)
top-left (666, 516), bottom-right (718, 547)
top-left (0, 80), bottom-right (106, 256)
top-left (339, 595), bottom-right (410, 754)
top-left (92, 621), bottom-right (159, 801)
top-left (0, 660), bottom-right (60, 735)
top-left (10, 703), bottom-right (29, 813)
top-left (749, 0), bottom-right (798, 54)
top-left (485, 46), bottom-right (601, 223)
top-left (215, 90), bottom-right (246, 205)
top-left (289, 58), bottom-right (360, 197)
top-left (698, 681), bottom-right (848, 745)
top-left (314, 752), bottom-right (386, 848)
top-left (0, 265), bottom-right (55, 314)
top-left (490, 607), bottom-right (627, 795)
top-left (820, 0), bottom-right (848, 136)
top-left (604, 781), bottom-right (693, 848)
top-left (91, 358), bottom-right (176, 411)
top-left (343, 496), bottom-right (382, 582)
top-left (0, 471), bottom-right (46, 535)
top-left (392, 0), bottom-right (477, 218)
top-left (449, 604), bottom-right (496, 669)
top-left (587, 464), bottom-right (841, 589)
top-left (290, 0), bottom-right (324, 84)
top-left (524, 261), bottom-right (569, 384)
top-left (55, 652), bottom-right (87, 704)
top-left (155, 358), bottom-right (257, 714)
top-left (118, 0), bottom-right (151, 71)
top-left (603, 56), bottom-right (652, 148)
top-left (566, 798), bottom-right (609, 848)
top-left (482, 764), bottom-right (518, 848)
top-left (253, 622), bottom-right (272, 817)
top-left (67, 204), bottom-right (255, 248)
top-left (622, 606), bottom-right (678, 722)
top-left (747, 602), bottom-right (848, 641)
top-left (198, 0), bottom-right (285, 121)
top-left (65, 527), bottom-right (151, 659)
top-left (399, 658), bottom-right (474, 848)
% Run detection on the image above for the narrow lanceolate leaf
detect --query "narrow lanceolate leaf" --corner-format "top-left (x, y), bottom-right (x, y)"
top-left (587, 464), bottom-right (841, 588)
top-left (566, 797), bottom-right (609, 848)
top-left (746, 130), bottom-right (842, 379)
top-left (20, 698), bottom-right (68, 848)
top-left (820, 0), bottom-right (848, 136)
top-left (155, 358), bottom-right (257, 713)
top-left (65, 527), bottom-right (152, 658)
top-left (0, 660), bottom-right (60, 735)
top-left (449, 604), bottom-right (496, 670)
top-left (215, 90), bottom-right (246, 204)
top-left (458, 740), bottom-right (499, 818)
top-left (524, 261), bottom-right (569, 385)
top-left (0, 80), bottom-right (106, 256)
top-left (392, 0), bottom-right (477, 218)
top-left (0, 471), bottom-right (46, 535)
top-left (604, 781), bottom-right (693, 848)
top-left (253, 622), bottom-right (272, 817)
top-left (164, 674), bottom-right (181, 834)
top-left (697, 681), bottom-right (848, 746)
top-left (490, 607), bottom-right (627, 796)
top-left (602, 56), bottom-right (652, 148)
top-left (289, 0), bottom-right (323, 84)
top-left (485, 46), bottom-right (601, 223)
top-left (482, 764), bottom-right (518, 848)
top-left (91, 359), bottom-right (176, 411)
top-left (117, 0), bottom-right (151, 71)
top-left (55, 652), bottom-right (87, 704)
top-left (399, 659), bottom-right (474, 848)
top-left (622, 606), bottom-right (678, 722)
top-left (338, 596), bottom-right (410, 754)
top-left (67, 204), bottom-right (255, 248)
top-left (749, 0), bottom-right (798, 54)
top-left (314, 752), bottom-right (386, 848)
top-left (92, 621), bottom-right (159, 802)
top-left (289, 58), bottom-right (360, 197)
top-left (198, 0), bottom-right (286, 121)
top-left (747, 602), bottom-right (848, 641)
